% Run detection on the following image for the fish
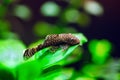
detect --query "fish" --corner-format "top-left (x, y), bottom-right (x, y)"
top-left (23, 33), bottom-right (80, 60)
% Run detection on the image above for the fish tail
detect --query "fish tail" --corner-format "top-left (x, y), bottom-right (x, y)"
top-left (23, 48), bottom-right (37, 60)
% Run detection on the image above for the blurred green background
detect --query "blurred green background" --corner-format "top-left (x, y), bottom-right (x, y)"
top-left (0, 0), bottom-right (120, 80)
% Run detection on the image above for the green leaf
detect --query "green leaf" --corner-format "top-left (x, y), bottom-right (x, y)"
top-left (15, 60), bottom-right (61, 80)
top-left (58, 47), bottom-right (83, 66)
top-left (0, 63), bottom-right (15, 80)
top-left (32, 33), bottom-right (87, 69)
top-left (40, 45), bottom-right (79, 69)
top-left (0, 39), bottom-right (26, 68)
top-left (15, 60), bottom-right (43, 80)
top-left (88, 39), bottom-right (112, 64)
top-left (39, 65), bottom-right (62, 80)
top-left (16, 33), bottom-right (87, 80)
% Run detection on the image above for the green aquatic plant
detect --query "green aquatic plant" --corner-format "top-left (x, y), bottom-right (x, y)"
top-left (0, 33), bottom-right (87, 80)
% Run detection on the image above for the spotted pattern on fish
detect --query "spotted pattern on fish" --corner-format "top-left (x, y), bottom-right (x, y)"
top-left (23, 33), bottom-right (80, 60)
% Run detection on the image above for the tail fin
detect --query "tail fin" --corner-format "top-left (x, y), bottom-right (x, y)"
top-left (23, 44), bottom-right (44, 60)
top-left (23, 48), bottom-right (37, 60)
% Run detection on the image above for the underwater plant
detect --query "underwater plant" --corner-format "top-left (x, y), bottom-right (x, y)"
top-left (0, 33), bottom-right (88, 80)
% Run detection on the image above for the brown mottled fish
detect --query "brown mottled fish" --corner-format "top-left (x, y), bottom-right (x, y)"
top-left (23, 33), bottom-right (80, 60)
